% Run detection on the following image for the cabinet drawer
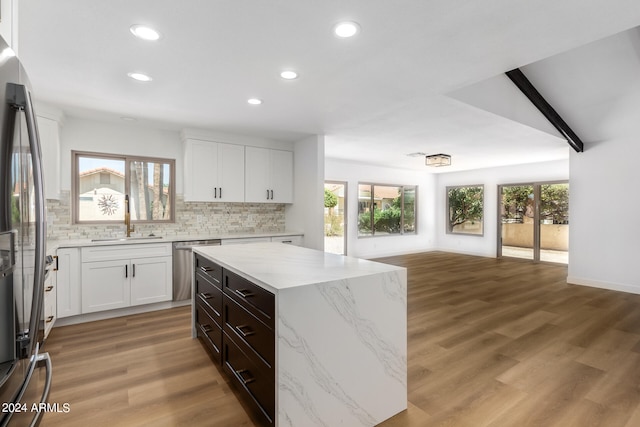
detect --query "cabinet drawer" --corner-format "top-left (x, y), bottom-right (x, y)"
top-left (195, 272), bottom-right (223, 324)
top-left (82, 243), bottom-right (171, 262)
top-left (224, 270), bottom-right (274, 328)
top-left (196, 304), bottom-right (222, 363)
top-left (224, 296), bottom-right (274, 368)
top-left (223, 332), bottom-right (274, 425)
top-left (194, 253), bottom-right (222, 286)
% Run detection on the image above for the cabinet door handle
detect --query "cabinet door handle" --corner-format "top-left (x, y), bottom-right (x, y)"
top-left (45, 316), bottom-right (54, 323)
top-left (53, 255), bottom-right (59, 271)
top-left (219, 187), bottom-right (222, 199)
top-left (266, 189), bottom-right (269, 200)
top-left (199, 292), bottom-right (212, 300)
top-left (235, 324), bottom-right (255, 337)
top-left (125, 264), bottom-right (128, 278)
top-left (200, 266), bottom-right (214, 273)
top-left (234, 289), bottom-right (254, 299)
top-left (45, 285), bottom-right (53, 292)
top-left (201, 324), bottom-right (213, 333)
top-left (214, 187), bottom-right (217, 198)
top-left (133, 264), bottom-right (136, 278)
top-left (235, 369), bottom-right (255, 385)
top-left (270, 189), bottom-right (274, 200)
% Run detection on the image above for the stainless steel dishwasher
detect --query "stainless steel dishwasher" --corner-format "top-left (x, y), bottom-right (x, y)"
top-left (172, 239), bottom-right (221, 301)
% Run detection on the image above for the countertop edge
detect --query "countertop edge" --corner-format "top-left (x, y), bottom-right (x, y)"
top-left (48, 231), bottom-right (304, 250)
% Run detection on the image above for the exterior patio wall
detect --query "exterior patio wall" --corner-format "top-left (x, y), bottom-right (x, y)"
top-left (502, 223), bottom-right (568, 251)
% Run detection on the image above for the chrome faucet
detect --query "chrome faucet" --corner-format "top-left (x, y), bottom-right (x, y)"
top-left (124, 195), bottom-right (135, 237)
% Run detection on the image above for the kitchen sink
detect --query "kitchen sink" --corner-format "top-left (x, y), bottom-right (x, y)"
top-left (91, 236), bottom-right (164, 242)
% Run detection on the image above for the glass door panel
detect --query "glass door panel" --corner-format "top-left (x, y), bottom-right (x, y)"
top-left (539, 183), bottom-right (569, 264)
top-left (500, 185), bottom-right (535, 260)
top-left (324, 182), bottom-right (347, 255)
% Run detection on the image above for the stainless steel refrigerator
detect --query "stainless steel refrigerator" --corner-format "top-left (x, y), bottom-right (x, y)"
top-left (0, 34), bottom-right (52, 427)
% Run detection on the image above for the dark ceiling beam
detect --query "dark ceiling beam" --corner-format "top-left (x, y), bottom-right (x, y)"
top-left (505, 68), bottom-right (584, 153)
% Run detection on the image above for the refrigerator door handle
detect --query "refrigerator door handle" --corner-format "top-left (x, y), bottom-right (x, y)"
top-left (30, 352), bottom-right (53, 427)
top-left (8, 83), bottom-right (47, 357)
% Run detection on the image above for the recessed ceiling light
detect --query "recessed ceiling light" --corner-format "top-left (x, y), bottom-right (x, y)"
top-left (280, 70), bottom-right (298, 80)
top-left (130, 25), bottom-right (161, 41)
top-left (247, 98), bottom-right (262, 105)
top-left (334, 21), bottom-right (360, 38)
top-left (406, 152), bottom-right (427, 157)
top-left (127, 72), bottom-right (153, 82)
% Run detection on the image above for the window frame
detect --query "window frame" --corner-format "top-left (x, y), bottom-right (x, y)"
top-left (357, 182), bottom-right (418, 237)
top-left (71, 150), bottom-right (176, 225)
top-left (446, 184), bottom-right (484, 236)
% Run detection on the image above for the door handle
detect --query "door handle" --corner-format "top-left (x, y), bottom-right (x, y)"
top-left (125, 264), bottom-right (128, 278)
top-left (45, 285), bottom-right (53, 292)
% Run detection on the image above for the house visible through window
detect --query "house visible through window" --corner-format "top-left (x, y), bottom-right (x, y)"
top-left (72, 151), bottom-right (175, 223)
top-left (358, 183), bottom-right (417, 236)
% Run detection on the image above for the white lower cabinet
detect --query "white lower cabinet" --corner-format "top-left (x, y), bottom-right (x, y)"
top-left (130, 256), bottom-right (172, 306)
top-left (82, 260), bottom-right (131, 313)
top-left (56, 248), bottom-right (82, 318)
top-left (81, 243), bottom-right (172, 314)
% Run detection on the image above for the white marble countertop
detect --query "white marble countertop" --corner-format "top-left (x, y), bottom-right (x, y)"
top-left (193, 242), bottom-right (405, 292)
top-left (47, 231), bottom-right (303, 251)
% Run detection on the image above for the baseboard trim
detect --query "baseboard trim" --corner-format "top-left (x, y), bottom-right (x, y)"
top-left (567, 276), bottom-right (640, 295)
top-left (433, 247), bottom-right (497, 259)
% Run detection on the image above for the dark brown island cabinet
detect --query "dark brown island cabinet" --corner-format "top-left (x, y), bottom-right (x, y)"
top-left (194, 252), bottom-right (275, 425)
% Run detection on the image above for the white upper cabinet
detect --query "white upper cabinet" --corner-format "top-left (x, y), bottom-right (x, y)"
top-left (183, 139), bottom-right (245, 202)
top-left (37, 115), bottom-right (61, 200)
top-left (0, 0), bottom-right (18, 52)
top-left (245, 147), bottom-right (293, 203)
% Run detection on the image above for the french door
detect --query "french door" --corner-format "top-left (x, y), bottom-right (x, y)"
top-left (498, 181), bottom-right (569, 264)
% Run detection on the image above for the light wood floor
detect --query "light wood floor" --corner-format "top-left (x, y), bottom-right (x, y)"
top-left (42, 252), bottom-right (640, 426)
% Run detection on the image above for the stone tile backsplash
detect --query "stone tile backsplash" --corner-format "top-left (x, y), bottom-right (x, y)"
top-left (46, 191), bottom-right (286, 240)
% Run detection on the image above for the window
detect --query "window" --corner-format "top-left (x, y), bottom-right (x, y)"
top-left (446, 185), bottom-right (484, 236)
top-left (358, 183), bottom-right (417, 236)
top-left (72, 151), bottom-right (175, 223)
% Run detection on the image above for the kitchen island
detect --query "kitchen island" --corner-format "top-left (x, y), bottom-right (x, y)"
top-left (192, 242), bottom-right (407, 427)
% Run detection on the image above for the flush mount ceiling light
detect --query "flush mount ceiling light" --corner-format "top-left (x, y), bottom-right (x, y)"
top-left (247, 98), bottom-right (263, 105)
top-left (130, 25), bottom-right (161, 41)
top-left (425, 154), bottom-right (452, 167)
top-left (333, 21), bottom-right (360, 38)
top-left (127, 72), bottom-right (153, 82)
top-left (280, 70), bottom-right (298, 80)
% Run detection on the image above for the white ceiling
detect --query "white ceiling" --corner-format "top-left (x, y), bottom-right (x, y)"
top-left (17, 1), bottom-right (640, 172)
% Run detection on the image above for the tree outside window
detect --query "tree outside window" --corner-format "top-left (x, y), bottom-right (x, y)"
top-left (447, 185), bottom-right (484, 235)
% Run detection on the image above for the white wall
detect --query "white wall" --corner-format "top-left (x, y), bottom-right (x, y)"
top-left (568, 85), bottom-right (640, 293)
top-left (325, 158), bottom-right (437, 258)
top-left (436, 159), bottom-right (569, 257)
top-left (286, 135), bottom-right (325, 250)
top-left (60, 117), bottom-right (182, 192)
